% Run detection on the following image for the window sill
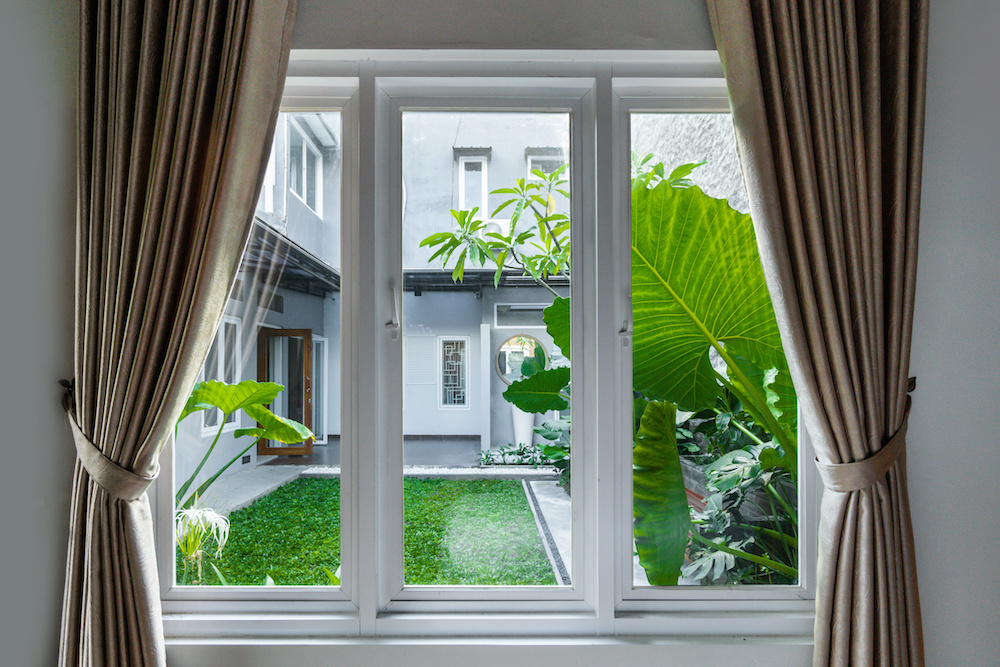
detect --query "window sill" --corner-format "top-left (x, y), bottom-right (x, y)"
top-left (165, 634), bottom-right (814, 667)
top-left (162, 606), bottom-right (815, 640)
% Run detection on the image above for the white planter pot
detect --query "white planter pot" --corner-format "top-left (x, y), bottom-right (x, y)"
top-left (511, 404), bottom-right (535, 446)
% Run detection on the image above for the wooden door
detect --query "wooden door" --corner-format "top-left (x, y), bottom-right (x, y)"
top-left (257, 328), bottom-right (313, 456)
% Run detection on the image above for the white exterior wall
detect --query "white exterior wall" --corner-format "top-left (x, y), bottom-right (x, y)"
top-left (401, 291), bottom-right (483, 435)
top-left (3, 0), bottom-right (998, 665)
top-left (402, 111), bottom-right (570, 268)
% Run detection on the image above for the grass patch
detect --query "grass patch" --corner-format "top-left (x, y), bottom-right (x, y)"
top-left (404, 478), bottom-right (555, 585)
top-left (179, 477), bottom-right (341, 586)
top-left (178, 477), bottom-right (554, 586)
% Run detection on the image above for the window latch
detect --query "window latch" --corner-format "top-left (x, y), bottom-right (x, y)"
top-left (618, 318), bottom-right (632, 347)
top-left (386, 286), bottom-right (401, 340)
top-left (618, 294), bottom-right (632, 347)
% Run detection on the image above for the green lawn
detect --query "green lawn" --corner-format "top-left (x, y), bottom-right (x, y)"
top-left (404, 478), bottom-right (556, 585)
top-left (179, 477), bottom-right (555, 586)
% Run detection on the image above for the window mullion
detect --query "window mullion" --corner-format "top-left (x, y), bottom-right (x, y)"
top-left (355, 63), bottom-right (381, 634)
top-left (590, 66), bottom-right (620, 632)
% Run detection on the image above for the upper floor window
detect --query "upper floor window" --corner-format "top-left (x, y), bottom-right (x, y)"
top-left (454, 150), bottom-right (490, 215)
top-left (288, 116), bottom-right (323, 214)
top-left (200, 315), bottom-right (241, 433)
top-left (525, 147), bottom-right (567, 181)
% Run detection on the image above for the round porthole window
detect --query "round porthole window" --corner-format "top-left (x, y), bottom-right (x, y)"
top-left (495, 335), bottom-right (547, 385)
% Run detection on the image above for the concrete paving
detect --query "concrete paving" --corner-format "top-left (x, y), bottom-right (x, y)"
top-left (197, 465), bottom-right (307, 515)
top-left (525, 480), bottom-right (572, 584)
top-left (261, 439), bottom-right (485, 468)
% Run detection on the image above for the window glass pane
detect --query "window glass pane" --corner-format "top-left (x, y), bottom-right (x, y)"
top-left (313, 339), bottom-right (326, 443)
top-left (174, 111), bottom-right (342, 587)
top-left (401, 111), bottom-right (571, 587)
top-left (223, 321), bottom-right (239, 424)
top-left (202, 336), bottom-right (220, 429)
top-left (494, 304), bottom-right (545, 328)
top-left (460, 158), bottom-right (485, 214)
top-left (630, 113), bottom-right (798, 587)
top-left (269, 335), bottom-right (306, 424)
top-left (289, 125), bottom-right (303, 196)
top-left (307, 149), bottom-right (320, 211)
top-left (223, 322), bottom-right (238, 384)
top-left (527, 154), bottom-right (565, 180)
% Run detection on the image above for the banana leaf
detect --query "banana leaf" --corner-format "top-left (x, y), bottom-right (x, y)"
top-left (633, 401), bottom-right (691, 585)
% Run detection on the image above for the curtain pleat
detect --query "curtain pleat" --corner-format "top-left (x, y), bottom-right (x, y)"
top-left (707, 1), bottom-right (927, 665)
top-left (60, 1), bottom-right (297, 665)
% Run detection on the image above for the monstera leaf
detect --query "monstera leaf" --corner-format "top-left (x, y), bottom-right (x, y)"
top-left (631, 179), bottom-right (796, 465)
top-left (633, 401), bottom-right (691, 585)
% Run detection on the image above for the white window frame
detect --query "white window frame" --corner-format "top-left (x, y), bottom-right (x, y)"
top-left (525, 150), bottom-right (568, 182)
top-left (155, 52), bottom-right (819, 647)
top-left (437, 335), bottom-right (471, 410)
top-left (312, 335), bottom-right (329, 444)
top-left (199, 314), bottom-right (242, 436)
top-left (493, 302), bottom-right (549, 329)
top-left (287, 115), bottom-right (324, 216)
top-left (612, 82), bottom-right (820, 615)
top-left (457, 154), bottom-right (489, 215)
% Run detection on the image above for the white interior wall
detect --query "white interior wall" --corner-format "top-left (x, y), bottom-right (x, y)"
top-left (1, 0), bottom-right (997, 665)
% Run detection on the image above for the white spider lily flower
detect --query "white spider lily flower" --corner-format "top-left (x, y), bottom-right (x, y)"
top-left (175, 506), bottom-right (230, 557)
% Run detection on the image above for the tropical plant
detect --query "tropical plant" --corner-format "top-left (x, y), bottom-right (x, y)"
top-left (420, 157), bottom-right (798, 586)
top-left (535, 418), bottom-right (571, 490)
top-left (420, 164), bottom-right (571, 295)
top-left (630, 167), bottom-right (797, 474)
top-left (175, 504), bottom-right (230, 585)
top-left (174, 379), bottom-right (314, 510)
top-left (632, 401), bottom-right (691, 584)
top-left (629, 164), bottom-right (798, 584)
top-left (478, 442), bottom-right (554, 467)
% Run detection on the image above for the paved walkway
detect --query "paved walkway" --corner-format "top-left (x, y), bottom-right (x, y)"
top-left (525, 480), bottom-right (572, 584)
top-left (198, 465), bottom-right (308, 514)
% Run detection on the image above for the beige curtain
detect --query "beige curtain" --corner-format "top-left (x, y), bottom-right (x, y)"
top-left (61, 1), bottom-right (297, 664)
top-left (707, 1), bottom-right (927, 665)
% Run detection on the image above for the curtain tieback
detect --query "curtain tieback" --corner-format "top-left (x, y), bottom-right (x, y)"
top-left (62, 385), bottom-right (159, 502)
top-left (816, 398), bottom-right (911, 493)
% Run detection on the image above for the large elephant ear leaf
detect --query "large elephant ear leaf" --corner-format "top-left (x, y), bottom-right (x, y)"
top-left (730, 358), bottom-right (798, 456)
top-left (630, 180), bottom-right (789, 414)
top-left (633, 401), bottom-right (691, 586)
top-left (242, 404), bottom-right (314, 444)
top-left (542, 297), bottom-right (570, 360)
top-left (502, 367), bottom-right (570, 413)
top-left (178, 380), bottom-right (284, 424)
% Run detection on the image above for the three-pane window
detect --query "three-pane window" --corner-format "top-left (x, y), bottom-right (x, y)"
top-left (160, 56), bottom-right (816, 641)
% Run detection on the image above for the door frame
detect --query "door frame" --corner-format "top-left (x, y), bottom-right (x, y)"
top-left (257, 327), bottom-right (314, 456)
